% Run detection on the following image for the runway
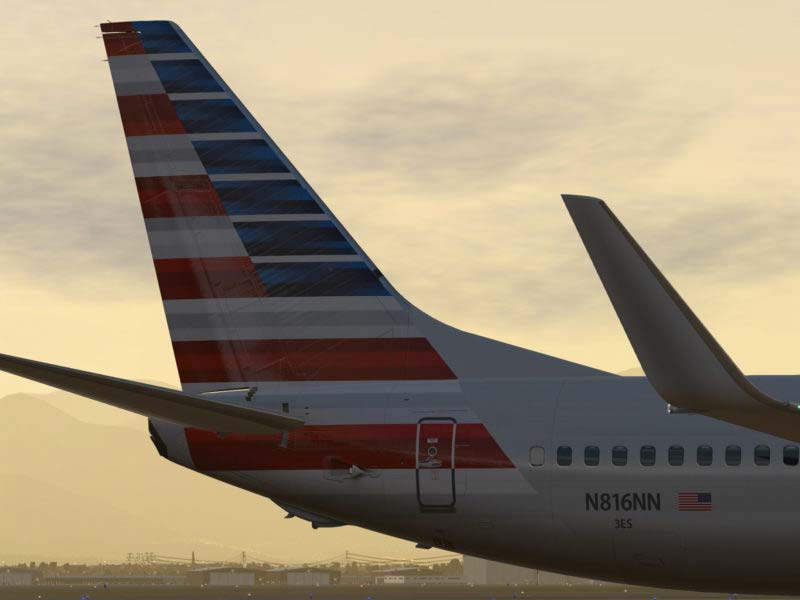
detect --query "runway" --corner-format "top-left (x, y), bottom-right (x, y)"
top-left (0, 586), bottom-right (739, 600)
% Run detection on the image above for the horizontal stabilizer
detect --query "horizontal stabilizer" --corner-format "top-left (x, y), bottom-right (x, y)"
top-left (0, 352), bottom-right (303, 434)
top-left (563, 195), bottom-right (800, 441)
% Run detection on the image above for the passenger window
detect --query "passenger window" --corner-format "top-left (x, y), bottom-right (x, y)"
top-left (612, 446), bottom-right (627, 466)
top-left (784, 446), bottom-right (799, 466)
top-left (640, 445), bottom-right (656, 466)
top-left (557, 446), bottom-right (572, 466)
top-left (529, 446), bottom-right (545, 467)
top-left (725, 445), bottom-right (741, 466)
top-left (697, 445), bottom-right (713, 466)
top-left (584, 446), bottom-right (600, 466)
top-left (754, 445), bottom-right (770, 466)
top-left (668, 445), bottom-right (684, 466)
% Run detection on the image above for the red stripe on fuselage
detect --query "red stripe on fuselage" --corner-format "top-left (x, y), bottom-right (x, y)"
top-left (172, 338), bottom-right (457, 382)
top-left (116, 94), bottom-right (185, 136)
top-left (153, 257), bottom-right (267, 300)
top-left (136, 175), bottom-right (227, 218)
top-left (185, 423), bottom-right (514, 471)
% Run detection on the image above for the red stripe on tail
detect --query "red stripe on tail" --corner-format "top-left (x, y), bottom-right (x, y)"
top-left (172, 338), bottom-right (457, 382)
top-left (116, 94), bottom-right (185, 136)
top-left (103, 33), bottom-right (144, 56)
top-left (101, 22), bottom-right (137, 33)
top-left (153, 257), bottom-right (267, 300)
top-left (136, 175), bottom-right (226, 218)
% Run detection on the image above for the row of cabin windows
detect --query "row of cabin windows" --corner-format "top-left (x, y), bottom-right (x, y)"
top-left (527, 445), bottom-right (800, 467)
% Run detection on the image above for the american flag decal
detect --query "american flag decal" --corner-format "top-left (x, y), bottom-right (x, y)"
top-left (678, 492), bottom-right (712, 511)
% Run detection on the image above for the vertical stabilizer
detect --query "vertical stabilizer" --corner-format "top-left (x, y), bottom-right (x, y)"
top-left (100, 21), bottom-right (607, 392)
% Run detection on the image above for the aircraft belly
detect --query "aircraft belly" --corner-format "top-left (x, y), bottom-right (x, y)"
top-left (194, 460), bottom-right (800, 592)
top-left (203, 467), bottom-right (549, 554)
top-left (675, 477), bottom-right (800, 591)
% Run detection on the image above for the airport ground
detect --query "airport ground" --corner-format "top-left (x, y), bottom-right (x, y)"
top-left (0, 586), bottom-right (735, 600)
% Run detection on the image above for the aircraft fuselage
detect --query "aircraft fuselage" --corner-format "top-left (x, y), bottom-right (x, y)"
top-left (154, 374), bottom-right (800, 593)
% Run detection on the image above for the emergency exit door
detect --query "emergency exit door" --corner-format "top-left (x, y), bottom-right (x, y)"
top-left (416, 418), bottom-right (456, 510)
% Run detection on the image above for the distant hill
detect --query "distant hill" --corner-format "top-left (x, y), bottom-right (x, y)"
top-left (35, 382), bottom-right (177, 430)
top-left (617, 367), bottom-right (644, 376)
top-left (0, 471), bottom-right (185, 559)
top-left (0, 392), bottom-right (418, 564)
top-left (36, 390), bottom-right (146, 430)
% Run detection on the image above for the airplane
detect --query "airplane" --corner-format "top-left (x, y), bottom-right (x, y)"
top-left (3, 20), bottom-right (800, 594)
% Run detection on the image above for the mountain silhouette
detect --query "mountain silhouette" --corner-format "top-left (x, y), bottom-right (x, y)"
top-left (0, 391), bottom-right (417, 564)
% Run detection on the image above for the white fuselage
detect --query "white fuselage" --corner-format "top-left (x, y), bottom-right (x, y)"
top-left (153, 374), bottom-right (800, 594)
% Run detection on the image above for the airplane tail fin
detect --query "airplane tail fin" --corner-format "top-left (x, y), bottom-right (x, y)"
top-left (100, 21), bottom-right (606, 393)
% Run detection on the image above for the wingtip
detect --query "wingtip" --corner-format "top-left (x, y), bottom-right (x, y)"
top-left (561, 194), bottom-right (605, 204)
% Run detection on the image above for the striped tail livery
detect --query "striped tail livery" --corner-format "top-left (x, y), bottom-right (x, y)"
top-left (98, 20), bottom-right (601, 395)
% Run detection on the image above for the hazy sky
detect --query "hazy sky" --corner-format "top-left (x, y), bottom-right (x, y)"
top-left (2, 0), bottom-right (800, 560)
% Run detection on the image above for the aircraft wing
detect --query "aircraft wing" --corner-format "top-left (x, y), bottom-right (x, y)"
top-left (563, 194), bottom-right (800, 442)
top-left (0, 352), bottom-right (303, 435)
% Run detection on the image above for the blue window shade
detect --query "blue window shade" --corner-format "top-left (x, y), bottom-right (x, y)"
top-left (192, 140), bottom-right (289, 174)
top-left (234, 221), bottom-right (355, 256)
top-left (255, 262), bottom-right (387, 296)
top-left (212, 180), bottom-right (321, 215)
top-left (173, 99), bottom-right (254, 133)
top-left (151, 60), bottom-right (222, 93)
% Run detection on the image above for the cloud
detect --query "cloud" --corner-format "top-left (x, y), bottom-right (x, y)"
top-left (295, 58), bottom-right (712, 195)
top-left (0, 27), bottom-right (156, 300)
top-left (619, 192), bottom-right (800, 283)
top-left (0, 37), bottom-right (740, 325)
top-left (259, 57), bottom-right (718, 331)
top-left (283, 60), bottom-right (800, 337)
top-left (4, 32), bottom-right (790, 347)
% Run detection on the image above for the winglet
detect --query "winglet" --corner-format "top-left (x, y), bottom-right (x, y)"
top-left (562, 194), bottom-right (797, 425)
